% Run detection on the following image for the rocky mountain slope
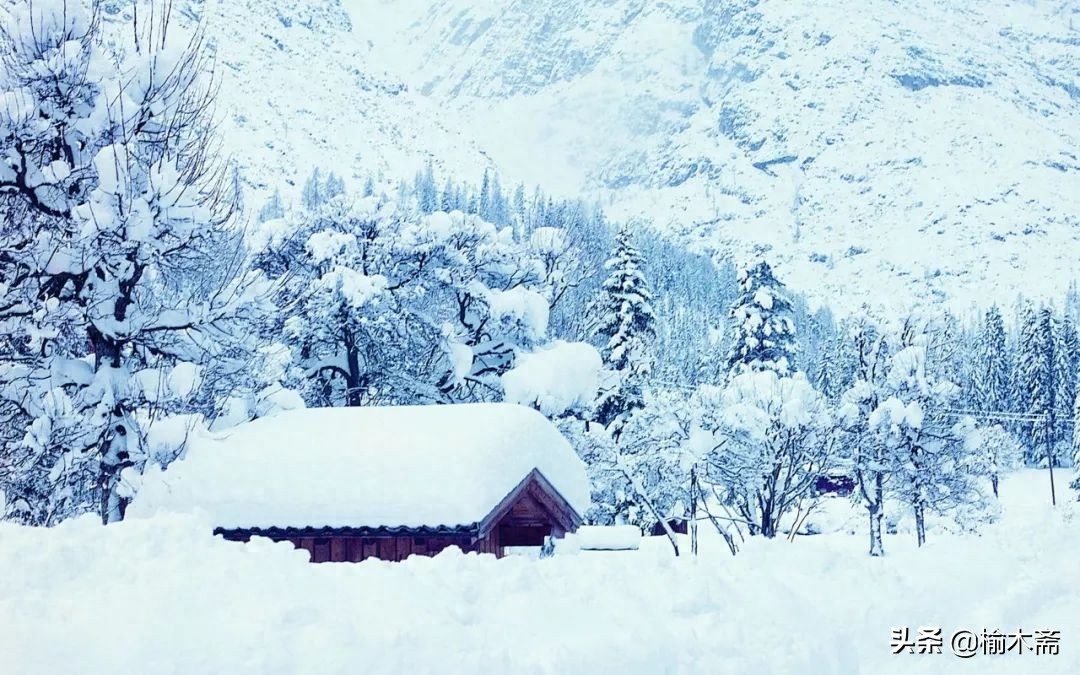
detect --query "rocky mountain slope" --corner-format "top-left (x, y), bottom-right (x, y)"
top-left (175, 0), bottom-right (1080, 312)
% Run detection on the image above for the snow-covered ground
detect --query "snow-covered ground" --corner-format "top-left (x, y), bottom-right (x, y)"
top-left (1, 470), bottom-right (1076, 674)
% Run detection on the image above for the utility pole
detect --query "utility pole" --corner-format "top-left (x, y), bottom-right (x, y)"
top-left (690, 466), bottom-right (699, 557)
top-left (1046, 414), bottom-right (1057, 507)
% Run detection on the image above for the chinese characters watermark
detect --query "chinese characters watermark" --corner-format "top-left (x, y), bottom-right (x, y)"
top-left (891, 627), bottom-right (1060, 658)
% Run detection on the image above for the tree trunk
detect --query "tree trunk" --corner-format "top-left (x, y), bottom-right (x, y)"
top-left (89, 329), bottom-right (129, 524)
top-left (914, 500), bottom-right (926, 547)
top-left (344, 330), bottom-right (364, 407)
top-left (868, 503), bottom-right (884, 557)
top-left (991, 472), bottom-right (999, 499)
top-left (760, 509), bottom-right (774, 538)
top-left (90, 262), bottom-right (143, 524)
top-left (868, 472), bottom-right (885, 557)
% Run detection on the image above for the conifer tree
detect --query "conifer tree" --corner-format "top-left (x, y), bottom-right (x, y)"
top-left (478, 170), bottom-right (492, 221)
top-left (972, 305), bottom-right (1012, 415)
top-left (440, 176), bottom-right (456, 211)
top-left (258, 188), bottom-right (285, 223)
top-left (301, 168), bottom-right (323, 209)
top-left (593, 226), bottom-right (657, 439)
top-left (416, 161), bottom-right (437, 213)
top-left (1072, 380), bottom-right (1080, 497)
top-left (725, 260), bottom-right (797, 378)
top-left (1018, 306), bottom-right (1057, 464)
top-left (1053, 316), bottom-right (1078, 450)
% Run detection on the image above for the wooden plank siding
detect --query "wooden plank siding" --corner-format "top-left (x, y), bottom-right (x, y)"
top-left (230, 527), bottom-right (532, 562)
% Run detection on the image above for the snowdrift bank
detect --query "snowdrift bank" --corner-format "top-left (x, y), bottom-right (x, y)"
top-left (0, 513), bottom-right (849, 674)
top-left (1, 472), bottom-right (1077, 674)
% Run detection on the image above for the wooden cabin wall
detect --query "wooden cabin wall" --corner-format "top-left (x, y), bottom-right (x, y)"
top-left (283, 534), bottom-right (486, 563)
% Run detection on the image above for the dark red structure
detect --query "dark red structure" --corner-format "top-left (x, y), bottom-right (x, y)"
top-left (215, 468), bottom-right (583, 562)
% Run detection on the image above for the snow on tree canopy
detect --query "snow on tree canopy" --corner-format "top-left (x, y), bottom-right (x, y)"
top-left (501, 340), bottom-right (603, 417)
top-left (130, 403), bottom-right (591, 529)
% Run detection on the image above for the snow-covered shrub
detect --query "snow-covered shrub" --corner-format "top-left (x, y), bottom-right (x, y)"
top-left (502, 341), bottom-right (603, 418)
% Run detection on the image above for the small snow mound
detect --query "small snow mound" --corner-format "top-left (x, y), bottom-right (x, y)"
top-left (575, 525), bottom-right (641, 551)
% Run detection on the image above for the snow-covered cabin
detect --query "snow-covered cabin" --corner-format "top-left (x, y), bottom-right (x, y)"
top-left (132, 403), bottom-right (591, 562)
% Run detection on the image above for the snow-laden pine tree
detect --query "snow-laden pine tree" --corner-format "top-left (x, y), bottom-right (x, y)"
top-left (1066, 281), bottom-right (1080, 326)
top-left (972, 306), bottom-right (1012, 416)
top-left (258, 189), bottom-right (285, 223)
top-left (415, 161), bottom-right (437, 213)
top-left (301, 168), bottom-right (324, 209)
top-left (1053, 315), bottom-right (1077, 454)
top-left (725, 260), bottom-right (797, 379)
top-left (592, 225), bottom-right (656, 440)
top-left (1017, 305), bottom-right (1058, 465)
top-left (478, 169), bottom-right (492, 222)
top-left (488, 172), bottom-right (509, 226)
top-left (439, 176), bottom-right (456, 211)
top-left (512, 183), bottom-right (527, 228)
top-left (323, 172), bottom-right (345, 202)
top-left (0, 0), bottom-right (266, 524)
top-left (1072, 380), bottom-right (1080, 498)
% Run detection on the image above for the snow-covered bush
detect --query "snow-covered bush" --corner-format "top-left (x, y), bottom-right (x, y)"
top-left (502, 341), bottom-right (603, 417)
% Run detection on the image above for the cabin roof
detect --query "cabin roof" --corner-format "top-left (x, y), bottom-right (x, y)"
top-left (131, 403), bottom-right (591, 530)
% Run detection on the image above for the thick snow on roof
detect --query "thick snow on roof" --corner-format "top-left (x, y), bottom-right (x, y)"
top-left (131, 403), bottom-right (591, 529)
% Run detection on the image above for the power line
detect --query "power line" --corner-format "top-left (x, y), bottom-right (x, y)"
top-left (645, 382), bottom-right (1078, 429)
top-left (936, 407), bottom-right (1075, 426)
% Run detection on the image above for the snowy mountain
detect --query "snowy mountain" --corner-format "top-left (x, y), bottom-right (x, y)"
top-left (147, 0), bottom-right (496, 193)
top-left (179, 0), bottom-right (1078, 311)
